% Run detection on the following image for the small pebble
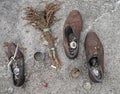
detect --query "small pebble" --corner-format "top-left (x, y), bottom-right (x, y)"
top-left (83, 82), bottom-right (91, 90)
top-left (7, 87), bottom-right (14, 94)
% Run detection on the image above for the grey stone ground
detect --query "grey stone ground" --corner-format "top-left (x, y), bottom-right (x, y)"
top-left (0, 0), bottom-right (120, 94)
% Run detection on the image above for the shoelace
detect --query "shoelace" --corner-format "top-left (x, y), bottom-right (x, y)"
top-left (7, 44), bottom-right (19, 73)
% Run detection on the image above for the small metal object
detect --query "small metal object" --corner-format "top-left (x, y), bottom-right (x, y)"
top-left (14, 67), bottom-right (20, 75)
top-left (34, 52), bottom-right (46, 61)
top-left (70, 68), bottom-right (80, 78)
top-left (92, 68), bottom-right (99, 76)
top-left (70, 41), bottom-right (77, 49)
top-left (91, 67), bottom-right (102, 81)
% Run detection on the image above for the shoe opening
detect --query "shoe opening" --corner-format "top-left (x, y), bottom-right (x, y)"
top-left (89, 57), bottom-right (99, 67)
top-left (88, 57), bottom-right (103, 81)
top-left (65, 25), bottom-right (74, 41)
top-left (65, 26), bottom-right (78, 56)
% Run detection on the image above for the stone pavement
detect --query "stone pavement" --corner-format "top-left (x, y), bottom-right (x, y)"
top-left (0, 0), bottom-right (120, 94)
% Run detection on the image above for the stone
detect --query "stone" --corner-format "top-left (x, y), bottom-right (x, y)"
top-left (83, 82), bottom-right (92, 90)
top-left (7, 87), bottom-right (14, 94)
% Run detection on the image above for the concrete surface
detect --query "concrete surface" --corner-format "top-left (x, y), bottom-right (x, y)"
top-left (0, 0), bottom-right (120, 94)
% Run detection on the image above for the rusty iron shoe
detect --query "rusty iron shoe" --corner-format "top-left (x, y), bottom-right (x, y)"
top-left (63, 10), bottom-right (82, 59)
top-left (4, 42), bottom-right (25, 87)
top-left (84, 32), bottom-right (104, 83)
